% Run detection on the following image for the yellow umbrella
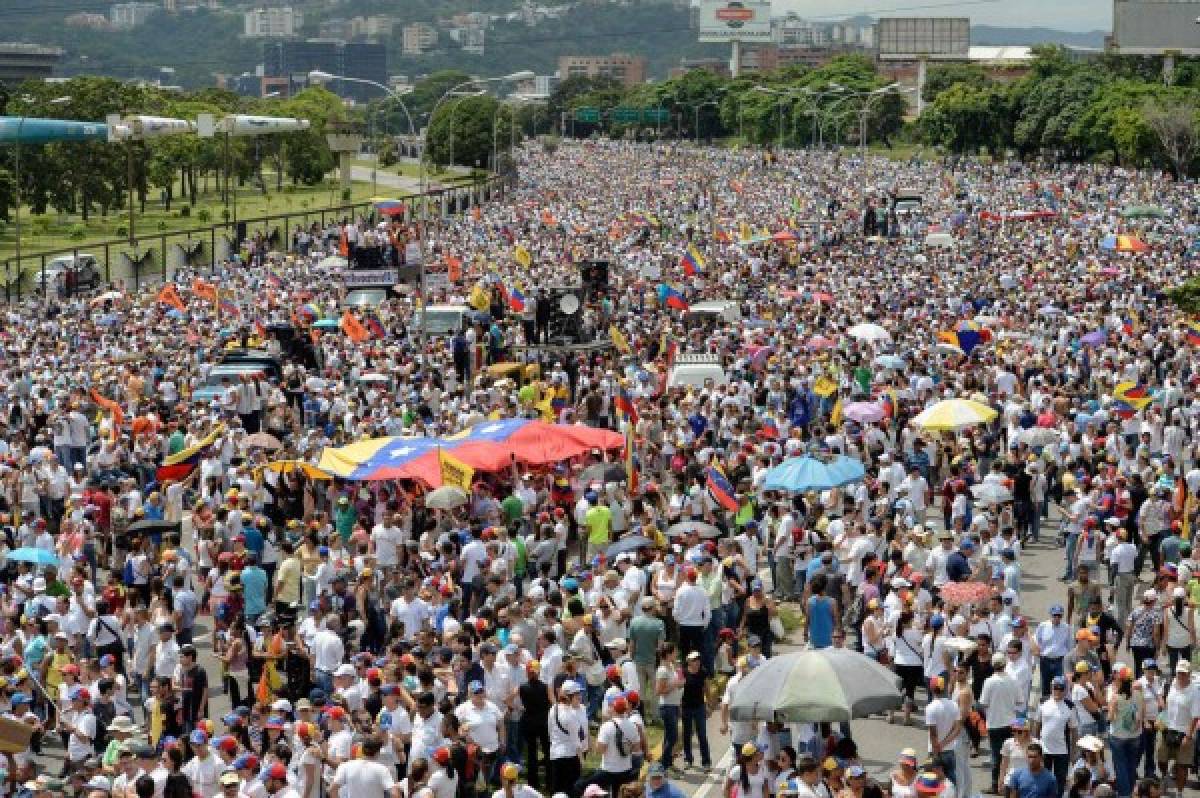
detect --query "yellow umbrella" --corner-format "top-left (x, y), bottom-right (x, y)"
top-left (911, 399), bottom-right (997, 431)
top-left (256, 460), bottom-right (332, 481)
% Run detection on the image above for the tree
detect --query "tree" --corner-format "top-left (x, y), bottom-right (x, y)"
top-left (407, 70), bottom-right (474, 121)
top-left (427, 95), bottom-right (514, 168)
top-left (1144, 97), bottom-right (1200, 177)
top-left (922, 63), bottom-right (990, 102)
top-left (919, 83), bottom-right (1010, 153)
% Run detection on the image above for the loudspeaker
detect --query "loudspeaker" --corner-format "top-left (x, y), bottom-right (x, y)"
top-left (544, 284), bottom-right (585, 343)
top-left (579, 260), bottom-right (609, 297)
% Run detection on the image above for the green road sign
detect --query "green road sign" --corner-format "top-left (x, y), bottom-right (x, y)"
top-left (612, 107), bottom-right (641, 124)
top-left (573, 107), bottom-right (600, 124)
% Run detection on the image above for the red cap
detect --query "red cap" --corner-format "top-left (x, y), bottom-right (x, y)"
top-left (612, 696), bottom-right (629, 714)
top-left (433, 747), bottom-right (451, 765)
top-left (325, 706), bottom-right (347, 721)
top-left (265, 763), bottom-right (288, 781)
top-left (605, 665), bottom-right (620, 680)
top-left (626, 690), bottom-right (640, 706)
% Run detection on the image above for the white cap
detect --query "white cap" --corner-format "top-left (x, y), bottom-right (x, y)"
top-left (32, 578), bottom-right (46, 592)
top-left (604, 638), bottom-right (628, 650)
top-left (271, 699), bottom-right (292, 713)
top-left (334, 664), bottom-right (356, 677)
top-left (1144, 589), bottom-right (1159, 602)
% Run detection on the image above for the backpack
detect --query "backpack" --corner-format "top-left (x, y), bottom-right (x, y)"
top-left (842, 590), bottom-right (866, 636)
top-left (461, 741), bottom-right (481, 782)
top-left (122, 557), bottom-right (136, 587)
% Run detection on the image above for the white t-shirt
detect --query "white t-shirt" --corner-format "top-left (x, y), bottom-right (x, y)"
top-left (979, 673), bottom-right (1019, 730)
top-left (925, 697), bottom-right (961, 751)
top-left (597, 716), bottom-right (638, 773)
top-left (1036, 697), bottom-right (1077, 755)
top-left (65, 709), bottom-right (96, 762)
top-left (182, 753), bottom-right (224, 798)
top-left (455, 699), bottom-right (503, 753)
top-left (331, 759), bottom-right (395, 798)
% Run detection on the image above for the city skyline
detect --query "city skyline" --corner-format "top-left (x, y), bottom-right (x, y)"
top-left (775, 0), bottom-right (1111, 32)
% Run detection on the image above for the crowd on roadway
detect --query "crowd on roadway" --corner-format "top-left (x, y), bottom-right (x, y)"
top-left (0, 140), bottom-right (1198, 798)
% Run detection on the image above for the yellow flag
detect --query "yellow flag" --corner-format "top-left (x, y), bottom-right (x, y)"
top-left (438, 448), bottom-right (475, 491)
top-left (739, 221), bottom-right (752, 241)
top-left (609, 324), bottom-right (631, 355)
top-left (468, 283), bottom-right (490, 312)
top-left (830, 398), bottom-right (843, 427)
top-left (813, 376), bottom-right (838, 398)
top-left (513, 245), bottom-right (532, 269)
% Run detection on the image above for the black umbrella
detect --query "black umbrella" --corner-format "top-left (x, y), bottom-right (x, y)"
top-left (579, 463), bottom-right (628, 484)
top-left (606, 535), bottom-right (654, 558)
top-left (126, 519), bottom-right (182, 537)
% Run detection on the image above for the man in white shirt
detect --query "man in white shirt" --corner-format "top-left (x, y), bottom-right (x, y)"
top-left (925, 676), bottom-right (962, 788)
top-left (979, 653), bottom-right (1019, 794)
top-left (330, 734), bottom-right (399, 798)
top-left (580, 695), bottom-right (639, 795)
top-left (182, 730), bottom-right (224, 798)
top-left (547, 683), bottom-right (588, 795)
top-left (1109, 529), bottom-right (1139, 623)
top-left (389, 582), bottom-right (431, 641)
top-left (62, 687), bottom-right (96, 769)
top-left (672, 568), bottom-right (710, 664)
top-left (408, 693), bottom-right (445, 766)
top-left (1158, 661), bottom-right (1200, 794)
top-left (372, 514), bottom-right (405, 572)
top-left (1035, 677), bottom-right (1077, 794)
top-left (310, 615), bottom-right (345, 694)
top-left (455, 681), bottom-right (505, 759)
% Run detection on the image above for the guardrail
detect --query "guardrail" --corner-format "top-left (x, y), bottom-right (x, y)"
top-left (2, 172), bottom-right (509, 302)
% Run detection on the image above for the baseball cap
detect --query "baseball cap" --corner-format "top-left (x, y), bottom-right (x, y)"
top-left (232, 755), bottom-right (259, 771)
top-left (190, 730), bottom-right (208, 745)
top-left (1049, 604), bottom-right (1064, 616)
top-left (219, 772), bottom-right (240, 787)
top-left (261, 763), bottom-right (288, 782)
top-left (468, 679), bottom-right (485, 694)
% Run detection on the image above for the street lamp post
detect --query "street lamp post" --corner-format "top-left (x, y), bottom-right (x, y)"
top-left (417, 70), bottom-right (533, 344)
top-left (692, 100), bottom-right (719, 143)
top-left (307, 72), bottom-right (417, 139)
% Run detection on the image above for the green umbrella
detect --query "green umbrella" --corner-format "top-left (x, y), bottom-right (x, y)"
top-left (727, 648), bottom-right (902, 723)
top-left (1120, 204), bottom-right (1166, 219)
top-left (313, 319), bottom-right (339, 329)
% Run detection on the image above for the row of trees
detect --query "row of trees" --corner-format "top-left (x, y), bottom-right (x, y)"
top-left (918, 46), bottom-right (1200, 175)
top-left (534, 55), bottom-right (908, 149)
top-left (0, 76), bottom-right (346, 223)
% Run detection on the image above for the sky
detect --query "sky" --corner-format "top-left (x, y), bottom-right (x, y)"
top-left (775, 0), bottom-right (1113, 32)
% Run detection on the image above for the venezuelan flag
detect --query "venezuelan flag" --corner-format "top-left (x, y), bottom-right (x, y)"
top-left (1188, 321), bottom-right (1200, 346)
top-left (1121, 317), bottom-right (1134, 336)
top-left (614, 387), bottom-right (638, 425)
top-left (937, 329), bottom-right (982, 355)
top-left (681, 245), bottom-right (705, 277)
top-left (219, 299), bottom-right (240, 317)
top-left (365, 316), bottom-right (386, 339)
top-left (507, 286), bottom-right (526, 312)
top-left (157, 424), bottom-right (225, 482)
top-left (706, 465), bottom-right (739, 512)
top-left (1114, 381), bottom-right (1152, 411)
top-left (656, 283), bottom-right (689, 311)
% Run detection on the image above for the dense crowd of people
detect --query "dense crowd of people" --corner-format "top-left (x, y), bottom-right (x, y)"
top-left (0, 140), bottom-right (1197, 798)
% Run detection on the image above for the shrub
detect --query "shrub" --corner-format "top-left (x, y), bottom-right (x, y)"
top-left (196, 208), bottom-right (211, 224)
top-left (221, 208), bottom-right (231, 223)
top-left (115, 225), bottom-right (128, 239)
top-left (341, 187), bottom-right (352, 202)
top-left (157, 220), bottom-right (167, 232)
top-left (67, 224), bottom-right (86, 241)
top-left (179, 205), bottom-right (191, 218)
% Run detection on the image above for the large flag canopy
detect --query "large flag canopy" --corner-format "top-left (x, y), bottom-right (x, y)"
top-left (318, 419), bottom-right (624, 486)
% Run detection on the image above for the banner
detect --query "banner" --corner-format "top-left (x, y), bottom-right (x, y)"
top-left (438, 448), bottom-right (475, 491)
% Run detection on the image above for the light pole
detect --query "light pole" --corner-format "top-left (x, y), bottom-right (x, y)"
top-left (418, 70), bottom-right (533, 343)
top-left (307, 71), bottom-right (417, 139)
top-left (792, 85), bottom-right (845, 149)
top-left (692, 100), bottom-right (720, 142)
top-left (13, 95), bottom-right (71, 277)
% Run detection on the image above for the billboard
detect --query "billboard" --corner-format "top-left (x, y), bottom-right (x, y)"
top-left (0, 117), bottom-right (109, 144)
top-left (876, 17), bottom-right (970, 60)
top-left (220, 115), bottom-right (311, 137)
top-left (698, 1), bottom-right (772, 42)
top-left (1112, 1), bottom-right (1200, 55)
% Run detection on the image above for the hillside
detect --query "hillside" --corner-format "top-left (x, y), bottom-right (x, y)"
top-left (0, 2), bottom-right (1111, 87)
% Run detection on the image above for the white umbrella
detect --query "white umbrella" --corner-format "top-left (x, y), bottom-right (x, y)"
top-left (318, 255), bottom-right (348, 270)
top-left (1020, 427), bottom-right (1061, 447)
top-left (89, 290), bottom-right (124, 306)
top-left (971, 482), bottom-right (1013, 505)
top-left (425, 486), bottom-right (468, 510)
top-left (847, 323), bottom-right (891, 342)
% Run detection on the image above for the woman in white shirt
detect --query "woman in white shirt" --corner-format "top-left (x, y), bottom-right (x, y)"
top-left (891, 611), bottom-right (925, 726)
top-left (725, 743), bottom-right (772, 798)
top-left (426, 748), bottom-right (458, 798)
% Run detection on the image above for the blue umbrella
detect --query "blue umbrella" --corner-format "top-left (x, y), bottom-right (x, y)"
top-left (873, 354), bottom-right (906, 370)
top-left (606, 535), bottom-right (654, 558)
top-left (314, 319), bottom-right (340, 330)
top-left (5, 547), bottom-right (60, 566)
top-left (762, 455), bottom-right (866, 493)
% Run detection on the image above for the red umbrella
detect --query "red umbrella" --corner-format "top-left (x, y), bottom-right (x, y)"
top-left (812, 292), bottom-right (835, 304)
top-left (380, 205), bottom-right (407, 217)
top-left (772, 231), bottom-right (798, 242)
top-left (807, 336), bottom-right (836, 350)
top-left (939, 581), bottom-right (993, 605)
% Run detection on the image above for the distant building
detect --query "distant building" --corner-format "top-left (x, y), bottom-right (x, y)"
top-left (263, 39), bottom-right (388, 101)
top-left (533, 74), bottom-right (559, 97)
top-left (557, 53), bottom-right (646, 86)
top-left (66, 12), bottom-right (113, 29)
top-left (243, 6), bottom-right (304, 38)
top-left (162, 0), bottom-right (177, 10)
top-left (402, 23), bottom-right (438, 55)
top-left (351, 16), bottom-right (394, 41)
top-left (448, 25), bottom-right (485, 55)
top-left (0, 43), bottom-right (62, 84)
top-left (318, 18), bottom-right (352, 41)
top-left (110, 2), bottom-right (159, 29)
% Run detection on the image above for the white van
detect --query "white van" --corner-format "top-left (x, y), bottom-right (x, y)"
top-left (686, 300), bottom-right (741, 326)
top-left (414, 304), bottom-right (470, 336)
top-left (667, 353), bottom-right (728, 389)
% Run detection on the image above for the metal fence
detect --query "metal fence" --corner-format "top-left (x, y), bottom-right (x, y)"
top-left (2, 173), bottom-right (509, 302)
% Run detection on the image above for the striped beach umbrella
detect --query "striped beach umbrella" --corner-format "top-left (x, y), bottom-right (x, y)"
top-left (728, 648), bottom-right (902, 723)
